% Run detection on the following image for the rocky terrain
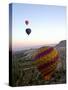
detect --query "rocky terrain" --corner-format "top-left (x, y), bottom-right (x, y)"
top-left (11, 40), bottom-right (66, 86)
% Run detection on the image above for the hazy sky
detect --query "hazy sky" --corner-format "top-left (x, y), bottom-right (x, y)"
top-left (11, 3), bottom-right (66, 51)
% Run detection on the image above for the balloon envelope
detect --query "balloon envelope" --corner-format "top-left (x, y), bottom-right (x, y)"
top-left (26, 28), bottom-right (31, 35)
top-left (25, 20), bottom-right (29, 25)
top-left (32, 47), bottom-right (59, 80)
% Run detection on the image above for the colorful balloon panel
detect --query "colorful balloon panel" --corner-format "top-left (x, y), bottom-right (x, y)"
top-left (32, 47), bottom-right (59, 80)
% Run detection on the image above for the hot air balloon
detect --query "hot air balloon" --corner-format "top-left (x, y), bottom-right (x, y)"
top-left (26, 28), bottom-right (31, 35)
top-left (32, 47), bottom-right (59, 80)
top-left (25, 20), bottom-right (29, 25)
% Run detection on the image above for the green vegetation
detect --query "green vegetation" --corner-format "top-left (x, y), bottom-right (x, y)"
top-left (11, 47), bottom-right (66, 86)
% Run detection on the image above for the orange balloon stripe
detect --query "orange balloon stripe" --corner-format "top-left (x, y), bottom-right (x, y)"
top-left (43, 70), bottom-right (55, 80)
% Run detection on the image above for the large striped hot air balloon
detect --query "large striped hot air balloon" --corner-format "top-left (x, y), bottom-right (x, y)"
top-left (32, 47), bottom-right (59, 80)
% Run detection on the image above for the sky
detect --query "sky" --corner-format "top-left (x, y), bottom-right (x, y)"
top-left (11, 3), bottom-right (66, 51)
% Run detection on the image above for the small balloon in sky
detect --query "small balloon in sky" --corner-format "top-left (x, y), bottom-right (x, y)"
top-left (25, 20), bottom-right (29, 25)
top-left (32, 47), bottom-right (59, 80)
top-left (26, 28), bottom-right (31, 35)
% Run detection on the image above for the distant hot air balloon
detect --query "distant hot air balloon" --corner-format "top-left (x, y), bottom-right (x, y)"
top-left (32, 47), bottom-right (59, 80)
top-left (25, 20), bottom-right (29, 25)
top-left (26, 28), bottom-right (31, 35)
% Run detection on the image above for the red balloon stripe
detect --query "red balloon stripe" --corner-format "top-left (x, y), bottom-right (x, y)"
top-left (42, 65), bottom-right (56, 76)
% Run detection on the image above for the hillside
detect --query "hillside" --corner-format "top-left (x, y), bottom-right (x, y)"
top-left (11, 40), bottom-right (66, 86)
top-left (55, 40), bottom-right (66, 48)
